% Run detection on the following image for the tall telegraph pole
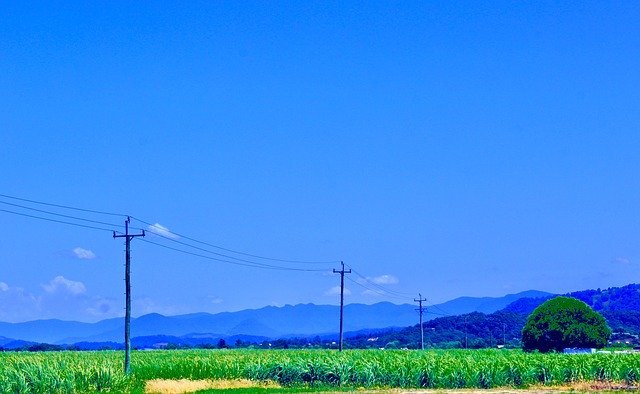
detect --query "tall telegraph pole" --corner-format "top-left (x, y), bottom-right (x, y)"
top-left (113, 217), bottom-right (145, 374)
top-left (464, 315), bottom-right (468, 349)
top-left (414, 293), bottom-right (427, 350)
top-left (333, 261), bottom-right (351, 351)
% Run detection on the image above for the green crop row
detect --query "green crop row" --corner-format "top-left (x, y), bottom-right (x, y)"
top-left (1, 349), bottom-right (640, 393)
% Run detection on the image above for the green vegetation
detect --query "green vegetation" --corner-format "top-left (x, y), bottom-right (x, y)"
top-left (345, 311), bottom-right (526, 350)
top-left (350, 284), bottom-right (640, 351)
top-left (2, 348), bottom-right (640, 392)
top-left (522, 296), bottom-right (611, 352)
top-left (0, 351), bottom-right (131, 392)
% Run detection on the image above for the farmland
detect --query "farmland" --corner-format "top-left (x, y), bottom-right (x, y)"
top-left (1, 349), bottom-right (640, 393)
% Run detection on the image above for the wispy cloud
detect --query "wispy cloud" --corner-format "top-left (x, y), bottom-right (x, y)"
top-left (43, 276), bottom-right (86, 295)
top-left (73, 247), bottom-right (96, 260)
top-left (371, 274), bottom-right (399, 285)
top-left (0, 283), bottom-right (40, 322)
top-left (0, 277), bottom-right (124, 322)
top-left (147, 223), bottom-right (179, 239)
top-left (361, 274), bottom-right (399, 285)
top-left (612, 257), bottom-right (631, 265)
top-left (324, 286), bottom-right (351, 296)
top-left (362, 289), bottom-right (385, 297)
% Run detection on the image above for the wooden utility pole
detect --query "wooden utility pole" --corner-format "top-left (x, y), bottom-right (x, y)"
top-left (464, 315), bottom-right (468, 349)
top-left (503, 323), bottom-right (506, 347)
top-left (113, 217), bottom-right (144, 374)
top-left (333, 261), bottom-right (351, 351)
top-left (414, 293), bottom-right (427, 350)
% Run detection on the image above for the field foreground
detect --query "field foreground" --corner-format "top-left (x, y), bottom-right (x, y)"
top-left (2, 349), bottom-right (640, 393)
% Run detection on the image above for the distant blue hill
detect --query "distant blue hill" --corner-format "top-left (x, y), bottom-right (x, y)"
top-left (0, 290), bottom-right (552, 345)
top-left (430, 290), bottom-right (552, 316)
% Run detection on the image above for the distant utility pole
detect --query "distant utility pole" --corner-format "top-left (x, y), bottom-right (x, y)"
top-left (464, 315), bottom-right (468, 349)
top-left (333, 261), bottom-right (351, 352)
top-left (113, 217), bottom-right (145, 374)
top-left (414, 293), bottom-right (427, 350)
top-left (503, 323), bottom-right (506, 347)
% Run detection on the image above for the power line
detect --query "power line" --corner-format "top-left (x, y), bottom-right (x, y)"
top-left (428, 302), bottom-right (453, 317)
top-left (344, 276), bottom-right (411, 302)
top-left (0, 208), bottom-right (116, 233)
top-left (0, 193), bottom-right (127, 217)
top-left (0, 200), bottom-right (126, 229)
top-left (1, 195), bottom-right (421, 303)
top-left (0, 193), bottom-right (338, 266)
top-left (425, 310), bottom-right (451, 317)
top-left (138, 238), bottom-right (330, 272)
top-left (346, 265), bottom-right (415, 299)
top-left (130, 216), bottom-right (339, 265)
top-left (130, 223), bottom-right (335, 270)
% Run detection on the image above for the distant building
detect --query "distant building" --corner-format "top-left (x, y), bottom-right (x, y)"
top-left (563, 348), bottom-right (596, 354)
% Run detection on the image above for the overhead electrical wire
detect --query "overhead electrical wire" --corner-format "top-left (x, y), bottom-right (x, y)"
top-left (0, 193), bottom-right (425, 303)
top-left (138, 238), bottom-right (330, 272)
top-left (344, 276), bottom-right (412, 302)
top-left (129, 216), bottom-right (339, 265)
top-left (130, 219), bottom-right (331, 265)
top-left (0, 193), bottom-right (336, 266)
top-left (425, 310), bottom-right (450, 317)
top-left (0, 193), bottom-right (127, 217)
top-left (0, 200), bottom-right (126, 230)
top-left (0, 193), bottom-right (337, 271)
top-left (0, 208), bottom-right (116, 233)
top-left (345, 264), bottom-right (416, 299)
top-left (425, 301), bottom-right (453, 317)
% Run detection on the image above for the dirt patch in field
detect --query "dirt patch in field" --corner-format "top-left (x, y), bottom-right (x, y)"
top-left (145, 380), bottom-right (638, 393)
top-left (145, 378), bottom-right (280, 393)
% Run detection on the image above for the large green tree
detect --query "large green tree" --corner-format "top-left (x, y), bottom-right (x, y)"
top-left (522, 296), bottom-right (611, 352)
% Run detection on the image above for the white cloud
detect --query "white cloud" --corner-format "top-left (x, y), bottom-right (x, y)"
top-left (368, 274), bottom-right (399, 285)
top-left (0, 285), bottom-right (40, 322)
top-left (0, 278), bottom-right (125, 323)
top-left (147, 223), bottom-right (179, 239)
top-left (324, 286), bottom-right (351, 296)
top-left (208, 296), bottom-right (223, 305)
top-left (612, 257), bottom-right (631, 265)
top-left (73, 247), bottom-right (96, 260)
top-left (362, 289), bottom-right (385, 297)
top-left (43, 276), bottom-right (86, 295)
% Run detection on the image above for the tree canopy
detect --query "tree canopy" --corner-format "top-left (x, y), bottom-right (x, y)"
top-left (522, 296), bottom-right (611, 352)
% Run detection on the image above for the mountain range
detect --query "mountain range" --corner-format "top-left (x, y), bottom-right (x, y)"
top-left (0, 289), bottom-right (550, 346)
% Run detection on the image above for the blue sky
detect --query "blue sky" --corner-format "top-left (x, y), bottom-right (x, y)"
top-left (1, 1), bottom-right (639, 323)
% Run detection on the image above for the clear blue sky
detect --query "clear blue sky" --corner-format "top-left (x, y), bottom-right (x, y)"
top-left (1, 1), bottom-right (639, 323)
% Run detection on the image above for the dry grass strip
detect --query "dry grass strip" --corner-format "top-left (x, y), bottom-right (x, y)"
top-left (146, 380), bottom-right (638, 393)
top-left (145, 378), bottom-right (281, 393)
